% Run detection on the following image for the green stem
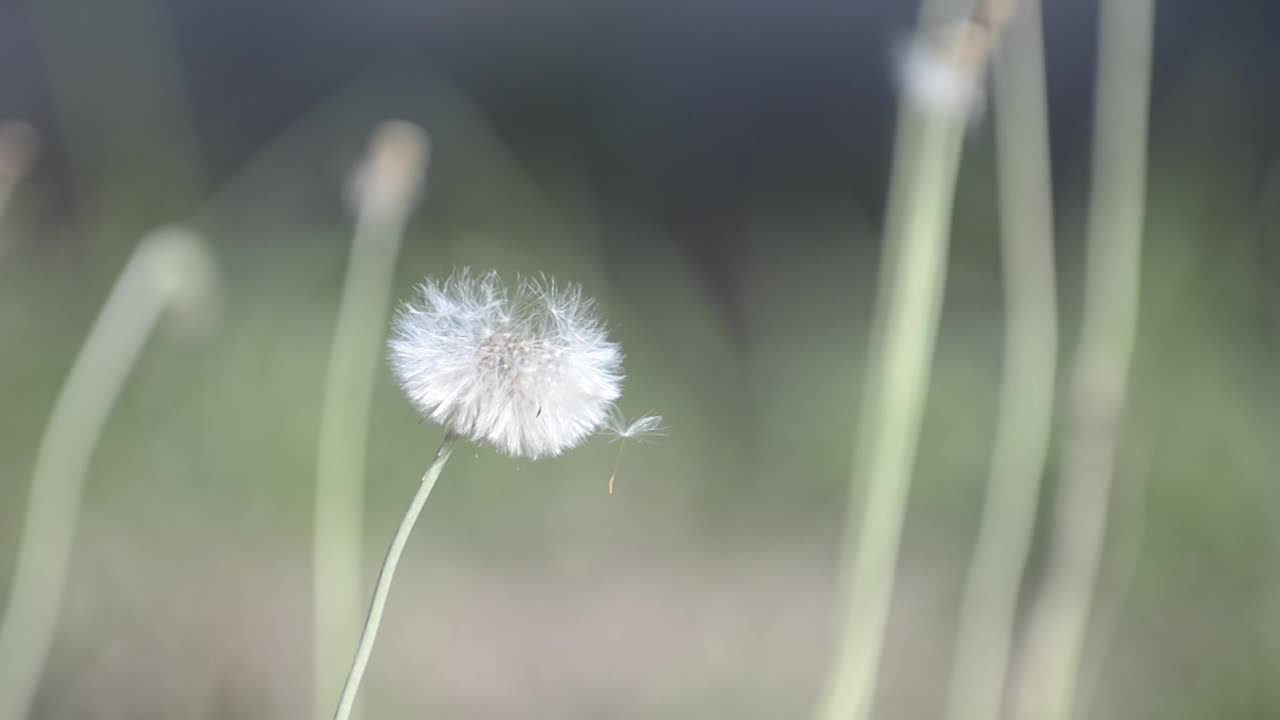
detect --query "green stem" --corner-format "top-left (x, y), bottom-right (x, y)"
top-left (332, 434), bottom-right (457, 720)
top-left (1008, 0), bottom-right (1155, 717)
top-left (943, 2), bottom-right (1059, 719)
top-left (813, 32), bottom-right (973, 720)
top-left (314, 121), bottom-right (426, 720)
top-left (0, 229), bottom-right (215, 720)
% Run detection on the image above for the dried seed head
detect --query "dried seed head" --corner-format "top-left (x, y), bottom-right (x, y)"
top-left (136, 227), bottom-right (223, 339)
top-left (895, 26), bottom-right (987, 118)
top-left (389, 270), bottom-right (623, 459)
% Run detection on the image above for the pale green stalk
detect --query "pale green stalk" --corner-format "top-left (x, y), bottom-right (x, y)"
top-left (1008, 0), bottom-right (1155, 718)
top-left (332, 434), bottom-right (457, 720)
top-left (942, 2), bottom-right (1058, 719)
top-left (1077, 440), bottom-right (1152, 717)
top-left (813, 21), bottom-right (982, 720)
top-left (314, 121), bottom-right (428, 720)
top-left (0, 228), bottom-right (218, 720)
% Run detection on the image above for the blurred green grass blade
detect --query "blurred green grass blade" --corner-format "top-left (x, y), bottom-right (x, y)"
top-left (943, 2), bottom-right (1059, 719)
top-left (813, 15), bottom-right (982, 720)
top-left (1009, 0), bottom-right (1156, 717)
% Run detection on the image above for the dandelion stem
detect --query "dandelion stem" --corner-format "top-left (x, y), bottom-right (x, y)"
top-left (813, 2), bottom-right (1016, 716)
top-left (608, 439), bottom-right (625, 495)
top-left (814, 38), bottom-right (972, 720)
top-left (943, 2), bottom-right (1058, 719)
top-left (332, 433), bottom-right (457, 720)
top-left (0, 228), bottom-right (216, 720)
top-left (1008, 0), bottom-right (1154, 717)
top-left (314, 121), bottom-right (427, 720)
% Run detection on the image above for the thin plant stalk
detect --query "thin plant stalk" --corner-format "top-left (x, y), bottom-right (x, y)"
top-left (1008, 0), bottom-right (1155, 718)
top-left (313, 121), bottom-right (428, 720)
top-left (331, 433), bottom-right (457, 720)
top-left (1077, 438), bottom-right (1153, 717)
top-left (942, 2), bottom-right (1058, 719)
top-left (813, 13), bottom-right (997, 720)
top-left (0, 228), bottom-right (218, 720)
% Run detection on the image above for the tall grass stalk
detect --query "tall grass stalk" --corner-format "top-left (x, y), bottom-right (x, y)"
top-left (813, 7), bottom-right (999, 719)
top-left (942, 2), bottom-right (1058, 719)
top-left (0, 228), bottom-right (219, 720)
top-left (313, 121), bottom-right (428, 720)
top-left (1008, 0), bottom-right (1155, 718)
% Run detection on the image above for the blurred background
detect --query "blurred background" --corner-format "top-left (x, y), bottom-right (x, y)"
top-left (2, 0), bottom-right (1279, 717)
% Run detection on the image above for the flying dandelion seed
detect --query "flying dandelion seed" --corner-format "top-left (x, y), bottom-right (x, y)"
top-left (603, 411), bottom-right (664, 494)
top-left (606, 413), bottom-right (665, 442)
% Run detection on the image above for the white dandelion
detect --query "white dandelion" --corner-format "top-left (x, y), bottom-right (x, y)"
top-left (334, 269), bottom-right (646, 720)
top-left (388, 269), bottom-right (623, 459)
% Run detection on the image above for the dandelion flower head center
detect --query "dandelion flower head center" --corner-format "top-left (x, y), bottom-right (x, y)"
top-left (478, 328), bottom-right (552, 380)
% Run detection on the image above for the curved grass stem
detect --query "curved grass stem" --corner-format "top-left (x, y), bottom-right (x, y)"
top-left (0, 228), bottom-right (217, 720)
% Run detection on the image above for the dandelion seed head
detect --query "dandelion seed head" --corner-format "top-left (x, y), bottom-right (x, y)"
top-left (347, 121), bottom-right (429, 218)
top-left (895, 29), bottom-right (985, 118)
top-left (137, 227), bottom-right (223, 339)
top-left (389, 270), bottom-right (623, 459)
